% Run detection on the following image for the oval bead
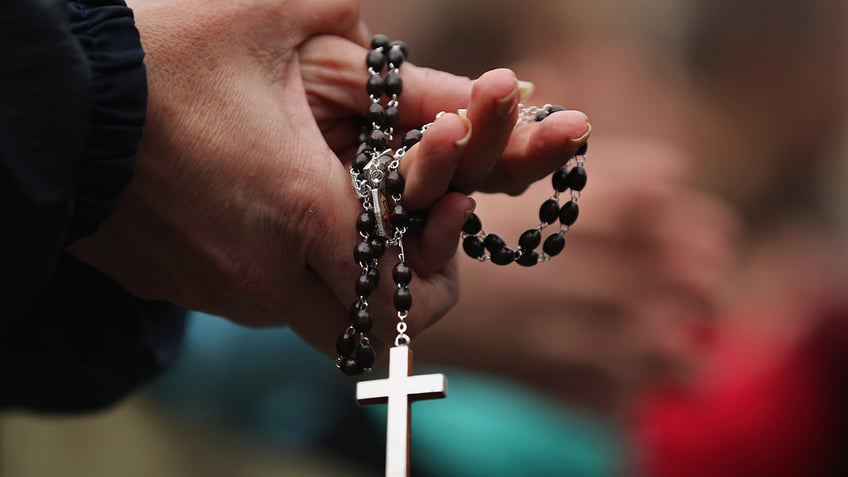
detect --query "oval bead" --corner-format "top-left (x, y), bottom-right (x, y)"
top-left (463, 236), bottom-right (485, 258)
top-left (387, 47), bottom-right (405, 67)
top-left (559, 201), bottom-right (579, 226)
top-left (357, 211), bottom-right (375, 234)
top-left (393, 262), bottom-right (413, 286)
top-left (535, 110), bottom-right (550, 122)
top-left (353, 241), bottom-right (373, 263)
top-left (402, 129), bottom-right (423, 148)
top-left (484, 233), bottom-right (506, 253)
top-left (392, 204), bottom-right (410, 227)
top-left (355, 273), bottom-right (376, 297)
top-left (576, 142), bottom-right (588, 156)
top-left (406, 213), bottom-right (425, 231)
top-left (552, 168), bottom-right (569, 192)
top-left (516, 250), bottom-right (539, 267)
top-left (336, 329), bottom-right (356, 357)
top-left (394, 286), bottom-right (412, 312)
top-left (366, 50), bottom-right (386, 71)
top-left (350, 306), bottom-right (372, 332)
top-left (366, 75), bottom-right (385, 98)
top-left (567, 167), bottom-right (587, 191)
top-left (368, 129), bottom-right (387, 150)
top-left (543, 233), bottom-right (566, 256)
top-left (518, 229), bottom-right (542, 250)
top-left (385, 105), bottom-right (400, 126)
top-left (355, 342), bottom-right (376, 369)
top-left (385, 72), bottom-right (403, 96)
top-left (385, 170), bottom-right (405, 195)
top-left (367, 102), bottom-right (386, 124)
top-left (370, 34), bottom-right (391, 51)
top-left (366, 266), bottom-right (381, 288)
top-left (539, 199), bottom-right (560, 224)
top-left (389, 40), bottom-right (409, 57)
top-left (369, 237), bottom-right (386, 259)
top-left (490, 248), bottom-right (515, 266)
top-left (339, 357), bottom-right (363, 376)
top-left (462, 213), bottom-right (482, 235)
top-left (353, 151), bottom-right (371, 172)
top-left (548, 105), bottom-right (567, 114)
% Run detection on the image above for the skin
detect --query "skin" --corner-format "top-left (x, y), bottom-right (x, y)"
top-left (70, 0), bottom-right (591, 356)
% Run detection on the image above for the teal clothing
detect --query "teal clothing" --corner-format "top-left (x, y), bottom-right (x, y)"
top-left (154, 313), bottom-right (623, 476)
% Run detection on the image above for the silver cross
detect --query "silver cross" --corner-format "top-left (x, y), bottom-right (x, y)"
top-left (357, 345), bottom-right (447, 477)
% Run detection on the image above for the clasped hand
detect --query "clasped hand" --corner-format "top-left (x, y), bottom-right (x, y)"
top-left (70, 0), bottom-right (590, 356)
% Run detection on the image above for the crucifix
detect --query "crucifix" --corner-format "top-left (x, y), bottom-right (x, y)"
top-left (357, 345), bottom-right (447, 477)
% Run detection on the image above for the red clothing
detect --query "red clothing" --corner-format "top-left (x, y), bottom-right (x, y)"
top-left (636, 309), bottom-right (848, 477)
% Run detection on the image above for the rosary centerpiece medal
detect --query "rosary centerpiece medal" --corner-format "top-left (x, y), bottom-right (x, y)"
top-left (336, 35), bottom-right (589, 477)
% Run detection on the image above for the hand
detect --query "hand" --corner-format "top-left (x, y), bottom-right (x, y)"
top-left (71, 0), bottom-right (591, 357)
top-left (414, 138), bottom-right (741, 415)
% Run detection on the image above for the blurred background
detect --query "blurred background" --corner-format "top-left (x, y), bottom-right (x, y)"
top-left (3, 0), bottom-right (847, 476)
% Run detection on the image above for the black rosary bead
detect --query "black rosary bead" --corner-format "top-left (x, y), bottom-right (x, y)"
top-left (535, 110), bottom-right (549, 122)
top-left (387, 47), bottom-right (405, 67)
top-left (366, 75), bottom-right (385, 98)
top-left (543, 233), bottom-right (566, 256)
top-left (357, 131), bottom-right (369, 147)
top-left (484, 233), bottom-right (506, 253)
top-left (350, 307), bottom-right (373, 332)
top-left (462, 235), bottom-right (485, 259)
top-left (490, 247), bottom-right (515, 266)
top-left (567, 166), bottom-right (587, 191)
top-left (354, 240), bottom-right (373, 264)
top-left (357, 211), bottom-right (376, 234)
top-left (576, 142), bottom-right (588, 156)
top-left (385, 105), bottom-right (400, 126)
top-left (354, 341), bottom-right (376, 369)
top-left (462, 213), bottom-right (483, 235)
top-left (368, 129), bottom-right (387, 150)
top-left (369, 237), bottom-right (386, 259)
top-left (367, 102), bottom-right (386, 124)
top-left (336, 329), bottom-right (356, 356)
top-left (370, 34), bottom-right (391, 51)
top-left (385, 71), bottom-right (403, 97)
top-left (393, 262), bottom-right (413, 286)
top-left (559, 201), bottom-right (579, 226)
top-left (539, 199), bottom-right (561, 224)
top-left (549, 105), bottom-right (567, 114)
top-left (355, 273), bottom-right (377, 297)
top-left (552, 168), bottom-right (569, 193)
top-left (389, 40), bottom-right (408, 58)
top-left (367, 266), bottom-right (381, 288)
top-left (392, 203), bottom-right (410, 227)
top-left (406, 212), bottom-right (426, 231)
top-left (519, 228), bottom-right (542, 250)
top-left (366, 50), bottom-right (386, 71)
top-left (402, 129), bottom-right (423, 148)
top-left (353, 151), bottom-right (371, 172)
top-left (394, 286), bottom-right (412, 312)
top-left (385, 170), bottom-right (405, 195)
top-left (516, 250), bottom-right (539, 267)
top-left (339, 357), bottom-right (363, 376)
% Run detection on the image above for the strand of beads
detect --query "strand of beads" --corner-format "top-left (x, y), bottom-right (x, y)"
top-left (461, 104), bottom-right (589, 266)
top-left (336, 35), bottom-right (420, 376)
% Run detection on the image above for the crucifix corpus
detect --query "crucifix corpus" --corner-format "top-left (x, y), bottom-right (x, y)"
top-left (357, 345), bottom-right (447, 477)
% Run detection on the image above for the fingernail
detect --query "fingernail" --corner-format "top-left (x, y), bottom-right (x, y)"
top-left (569, 122), bottom-right (592, 145)
top-left (455, 116), bottom-right (473, 148)
top-left (496, 81), bottom-right (519, 118)
top-left (518, 80), bottom-right (535, 101)
top-left (463, 196), bottom-right (477, 220)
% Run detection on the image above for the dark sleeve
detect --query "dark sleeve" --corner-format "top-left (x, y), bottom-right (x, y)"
top-left (0, 0), bottom-right (185, 412)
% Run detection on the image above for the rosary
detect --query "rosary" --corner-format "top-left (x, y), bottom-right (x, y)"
top-left (335, 35), bottom-right (588, 477)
